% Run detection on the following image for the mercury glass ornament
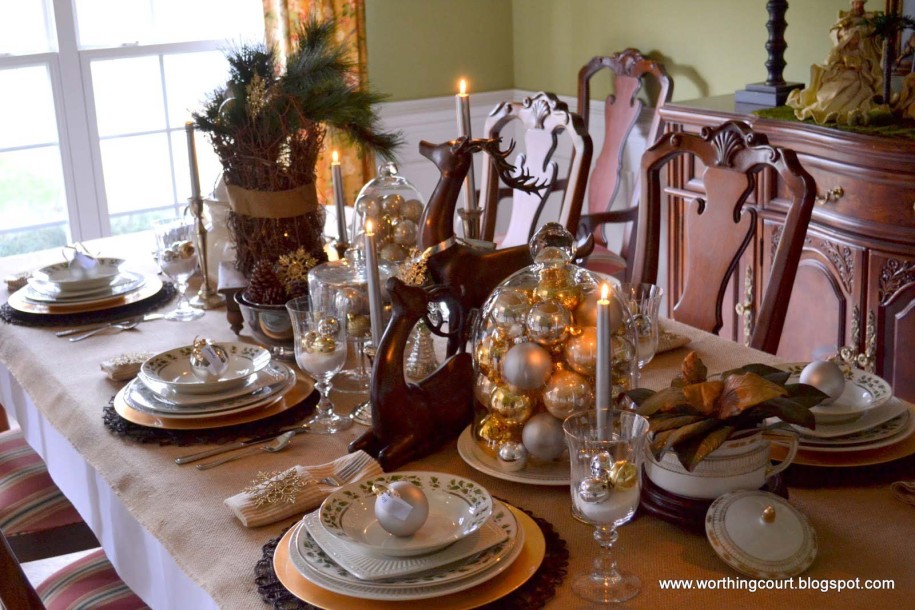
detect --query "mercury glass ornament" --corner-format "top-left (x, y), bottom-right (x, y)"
top-left (352, 162), bottom-right (426, 263)
top-left (189, 337), bottom-right (229, 381)
top-left (471, 223), bottom-right (640, 465)
top-left (578, 477), bottom-right (611, 503)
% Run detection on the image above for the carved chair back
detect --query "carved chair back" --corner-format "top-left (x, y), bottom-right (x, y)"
top-left (576, 49), bottom-right (672, 281)
top-left (630, 120), bottom-right (816, 354)
top-left (479, 91), bottom-right (592, 248)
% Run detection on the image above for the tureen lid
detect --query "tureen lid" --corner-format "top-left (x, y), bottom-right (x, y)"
top-left (705, 490), bottom-right (817, 579)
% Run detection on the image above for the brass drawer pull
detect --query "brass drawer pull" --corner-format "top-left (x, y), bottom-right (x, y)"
top-left (815, 186), bottom-right (844, 205)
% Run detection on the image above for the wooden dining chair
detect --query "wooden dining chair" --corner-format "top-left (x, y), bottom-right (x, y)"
top-left (479, 91), bottom-right (592, 248)
top-left (0, 428), bottom-right (99, 563)
top-left (0, 525), bottom-right (148, 610)
top-left (630, 120), bottom-right (816, 354)
top-left (575, 49), bottom-right (672, 281)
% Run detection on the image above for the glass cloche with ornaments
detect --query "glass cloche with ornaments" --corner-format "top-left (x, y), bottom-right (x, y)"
top-left (472, 223), bottom-right (639, 470)
top-left (351, 161), bottom-right (425, 264)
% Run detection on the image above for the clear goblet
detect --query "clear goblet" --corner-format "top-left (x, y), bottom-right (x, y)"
top-left (154, 217), bottom-right (204, 322)
top-left (286, 296), bottom-right (353, 434)
top-left (563, 408), bottom-right (650, 603)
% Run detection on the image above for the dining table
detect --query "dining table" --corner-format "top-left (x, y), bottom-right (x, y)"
top-left (1, 233), bottom-right (913, 609)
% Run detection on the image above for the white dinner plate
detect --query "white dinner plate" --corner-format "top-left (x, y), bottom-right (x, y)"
top-left (780, 363), bottom-right (893, 424)
top-left (457, 426), bottom-right (570, 486)
top-left (285, 511), bottom-right (525, 601)
top-left (296, 499), bottom-right (515, 583)
top-left (788, 397), bottom-right (908, 439)
top-left (25, 272), bottom-right (146, 304)
top-left (32, 257), bottom-right (125, 292)
top-left (794, 409), bottom-right (915, 454)
top-left (799, 410), bottom-right (910, 447)
top-left (140, 342), bottom-right (271, 395)
top-left (123, 364), bottom-right (295, 418)
top-left (319, 472), bottom-right (493, 558)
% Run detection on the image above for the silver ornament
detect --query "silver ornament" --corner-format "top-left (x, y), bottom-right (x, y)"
top-left (521, 413), bottom-right (566, 461)
top-left (401, 199), bottom-right (423, 221)
top-left (589, 451), bottom-right (615, 480)
top-left (393, 218), bottom-right (418, 246)
top-left (502, 342), bottom-right (552, 391)
top-left (799, 360), bottom-right (846, 405)
top-left (578, 477), bottom-right (610, 503)
top-left (497, 441), bottom-right (529, 472)
top-left (317, 316), bottom-right (340, 338)
top-left (334, 287), bottom-right (369, 316)
top-left (526, 299), bottom-right (572, 346)
top-left (189, 337), bottom-right (229, 382)
top-left (373, 481), bottom-right (429, 537)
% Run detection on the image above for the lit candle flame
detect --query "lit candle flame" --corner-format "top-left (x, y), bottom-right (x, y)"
top-left (600, 283), bottom-right (610, 302)
top-left (459, 79), bottom-right (467, 96)
top-left (365, 219), bottom-right (374, 236)
top-left (331, 150), bottom-right (339, 164)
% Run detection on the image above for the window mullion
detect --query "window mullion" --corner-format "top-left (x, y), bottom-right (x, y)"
top-left (52, 0), bottom-right (107, 241)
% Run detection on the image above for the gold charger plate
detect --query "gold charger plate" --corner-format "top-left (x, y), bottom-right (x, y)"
top-left (274, 503), bottom-right (545, 610)
top-left (7, 276), bottom-right (163, 314)
top-left (112, 375), bottom-right (313, 430)
top-left (771, 403), bottom-right (915, 467)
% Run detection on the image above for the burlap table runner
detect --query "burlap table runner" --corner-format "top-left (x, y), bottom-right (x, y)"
top-left (0, 239), bottom-right (912, 608)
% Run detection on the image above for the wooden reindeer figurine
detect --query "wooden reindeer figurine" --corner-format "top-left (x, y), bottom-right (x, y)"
top-left (349, 136), bottom-right (552, 470)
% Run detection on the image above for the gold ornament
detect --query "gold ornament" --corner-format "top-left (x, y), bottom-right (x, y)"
top-left (276, 246), bottom-right (319, 288)
top-left (346, 313), bottom-right (371, 338)
top-left (475, 332), bottom-right (509, 382)
top-left (475, 412), bottom-right (515, 457)
top-left (490, 385), bottom-right (534, 424)
top-left (564, 326), bottom-right (598, 376)
top-left (242, 468), bottom-right (307, 507)
top-left (473, 373), bottom-right (496, 407)
top-left (399, 249), bottom-right (429, 287)
top-left (574, 290), bottom-right (599, 326)
top-left (609, 460), bottom-right (638, 490)
top-left (487, 288), bottom-right (529, 337)
top-left (501, 342), bottom-right (553, 391)
top-left (381, 193), bottom-right (404, 216)
top-left (379, 242), bottom-right (407, 262)
top-left (526, 299), bottom-right (571, 347)
top-left (401, 198), bottom-right (423, 221)
top-left (534, 266), bottom-right (581, 309)
top-left (393, 218), bottom-right (418, 247)
top-left (542, 368), bottom-right (594, 419)
top-left (356, 197), bottom-right (380, 219)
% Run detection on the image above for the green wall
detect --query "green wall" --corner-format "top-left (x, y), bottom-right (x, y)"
top-left (367, 0), bottom-right (857, 102)
top-left (366, 0), bottom-right (515, 101)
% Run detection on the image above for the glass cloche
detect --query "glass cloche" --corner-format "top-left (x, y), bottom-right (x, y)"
top-left (351, 162), bottom-right (425, 264)
top-left (471, 223), bottom-right (640, 463)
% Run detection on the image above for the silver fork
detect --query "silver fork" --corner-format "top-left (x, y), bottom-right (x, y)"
top-left (319, 453), bottom-right (369, 487)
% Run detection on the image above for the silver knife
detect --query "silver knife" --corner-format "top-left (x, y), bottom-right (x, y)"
top-left (55, 313), bottom-right (165, 337)
top-left (174, 424), bottom-right (311, 465)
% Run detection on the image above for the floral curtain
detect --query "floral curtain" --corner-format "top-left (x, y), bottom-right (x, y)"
top-left (262, 0), bottom-right (374, 209)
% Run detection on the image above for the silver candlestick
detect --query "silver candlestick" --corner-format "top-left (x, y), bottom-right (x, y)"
top-left (185, 122), bottom-right (224, 309)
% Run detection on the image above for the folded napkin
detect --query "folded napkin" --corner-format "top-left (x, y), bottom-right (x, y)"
top-left (100, 351), bottom-right (155, 381)
top-left (891, 481), bottom-right (915, 507)
top-left (657, 323), bottom-right (691, 355)
top-left (225, 450), bottom-right (383, 527)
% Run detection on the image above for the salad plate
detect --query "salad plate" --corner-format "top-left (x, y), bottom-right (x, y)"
top-left (32, 257), bottom-right (125, 292)
top-left (140, 343), bottom-right (271, 395)
top-left (276, 503), bottom-right (543, 604)
top-left (793, 409), bottom-right (915, 454)
top-left (140, 361), bottom-right (291, 406)
top-left (798, 410), bottom-right (909, 447)
top-left (296, 499), bottom-right (515, 584)
top-left (457, 426), bottom-right (570, 486)
top-left (319, 472), bottom-right (493, 558)
top-left (789, 397), bottom-right (908, 439)
top-left (780, 363), bottom-right (892, 424)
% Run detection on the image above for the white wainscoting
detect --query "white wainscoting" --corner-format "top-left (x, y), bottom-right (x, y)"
top-left (376, 89), bottom-right (656, 248)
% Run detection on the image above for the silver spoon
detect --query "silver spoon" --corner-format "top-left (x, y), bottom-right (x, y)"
top-left (69, 319), bottom-right (139, 342)
top-left (195, 431), bottom-right (295, 471)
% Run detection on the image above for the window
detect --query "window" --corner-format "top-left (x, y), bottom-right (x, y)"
top-left (0, 0), bottom-right (264, 256)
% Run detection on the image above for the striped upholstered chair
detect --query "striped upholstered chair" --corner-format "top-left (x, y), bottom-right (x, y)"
top-left (1, 526), bottom-right (148, 610)
top-left (0, 429), bottom-right (99, 562)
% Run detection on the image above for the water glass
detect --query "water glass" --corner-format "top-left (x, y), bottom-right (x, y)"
top-left (564, 408), bottom-right (650, 603)
top-left (287, 295), bottom-right (352, 434)
top-left (617, 283), bottom-right (663, 368)
top-left (154, 217), bottom-right (203, 322)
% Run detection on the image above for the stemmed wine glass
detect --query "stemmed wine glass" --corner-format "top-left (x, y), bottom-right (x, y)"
top-left (154, 217), bottom-right (204, 322)
top-left (563, 408), bottom-right (650, 603)
top-left (286, 295), bottom-right (353, 434)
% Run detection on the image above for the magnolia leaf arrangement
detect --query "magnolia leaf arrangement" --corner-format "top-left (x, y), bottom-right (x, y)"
top-left (626, 352), bottom-right (826, 472)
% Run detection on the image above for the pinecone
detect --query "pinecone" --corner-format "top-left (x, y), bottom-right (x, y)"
top-left (285, 278), bottom-right (309, 299)
top-left (244, 259), bottom-right (284, 304)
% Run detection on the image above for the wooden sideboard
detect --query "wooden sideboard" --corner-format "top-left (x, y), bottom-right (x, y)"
top-left (658, 95), bottom-right (915, 401)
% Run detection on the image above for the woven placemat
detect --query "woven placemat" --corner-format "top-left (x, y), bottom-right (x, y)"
top-left (101, 390), bottom-right (318, 446)
top-left (254, 502), bottom-right (569, 609)
top-left (1, 282), bottom-right (177, 327)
